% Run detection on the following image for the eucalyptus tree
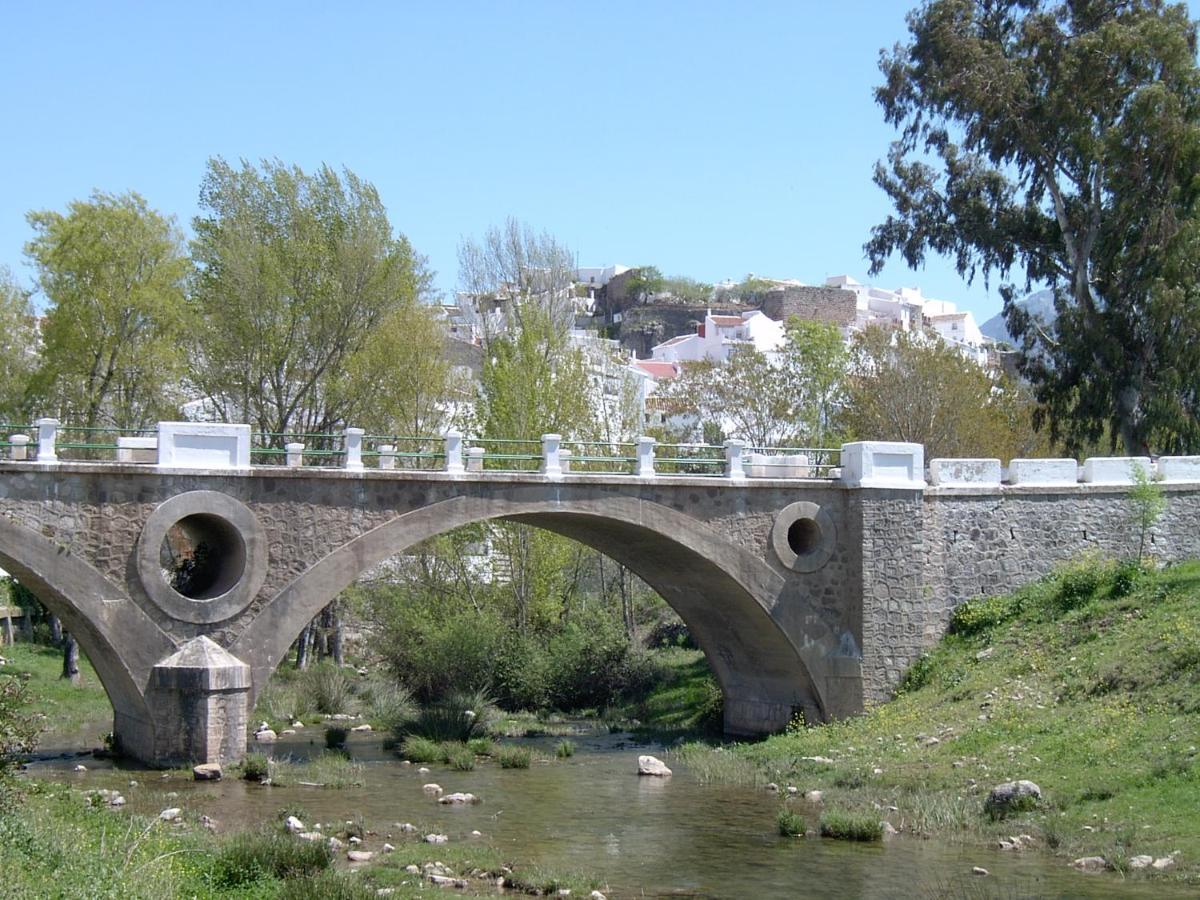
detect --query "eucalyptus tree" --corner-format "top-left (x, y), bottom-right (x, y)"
top-left (0, 267), bottom-right (37, 423)
top-left (868, 0), bottom-right (1200, 454)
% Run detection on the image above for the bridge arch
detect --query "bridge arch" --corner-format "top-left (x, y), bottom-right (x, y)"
top-left (0, 516), bottom-right (174, 752)
top-left (231, 494), bottom-right (840, 734)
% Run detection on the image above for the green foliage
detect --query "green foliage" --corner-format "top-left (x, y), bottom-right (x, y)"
top-left (207, 830), bottom-right (332, 889)
top-left (0, 672), bottom-right (39, 808)
top-left (447, 744), bottom-right (476, 770)
top-left (498, 744), bottom-right (533, 769)
top-left (659, 275), bottom-right (713, 305)
top-left (241, 752), bottom-right (271, 782)
top-left (324, 726), bottom-right (348, 749)
top-left (301, 663), bottom-right (354, 715)
top-left (0, 267), bottom-right (37, 422)
top-left (868, 1), bottom-right (1200, 455)
top-left (555, 739), bottom-right (575, 759)
top-left (777, 808), bottom-right (807, 836)
top-left (622, 265), bottom-right (665, 303)
top-left (467, 736), bottom-right (496, 755)
top-left (399, 735), bottom-right (442, 763)
top-left (24, 191), bottom-right (191, 429)
top-left (818, 810), bottom-right (883, 842)
top-left (947, 594), bottom-right (1022, 638)
top-left (400, 690), bottom-right (493, 743)
top-left (1130, 463), bottom-right (1168, 561)
top-left (191, 157), bottom-right (435, 437)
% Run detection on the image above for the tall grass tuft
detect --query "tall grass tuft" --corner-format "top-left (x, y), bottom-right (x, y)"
top-left (447, 744), bottom-right (476, 771)
top-left (675, 743), bottom-right (763, 785)
top-left (207, 831), bottom-right (332, 888)
top-left (301, 664), bottom-right (355, 715)
top-left (400, 735), bottom-right (441, 763)
top-left (401, 690), bottom-right (495, 742)
top-left (498, 745), bottom-right (533, 769)
top-left (777, 808), bottom-right (807, 836)
top-left (555, 739), bottom-right (575, 759)
top-left (819, 810), bottom-right (883, 842)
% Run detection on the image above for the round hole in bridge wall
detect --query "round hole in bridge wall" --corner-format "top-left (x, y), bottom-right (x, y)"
top-left (160, 514), bottom-right (247, 600)
top-left (786, 516), bottom-right (822, 557)
top-left (770, 501), bottom-right (836, 573)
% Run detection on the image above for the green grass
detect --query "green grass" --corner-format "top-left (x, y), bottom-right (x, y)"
top-left (625, 648), bottom-right (723, 737)
top-left (497, 744), bottom-right (533, 769)
top-left (818, 810), bottom-right (883, 842)
top-left (555, 739), bottom-right (575, 759)
top-left (777, 808), bottom-right (806, 836)
top-left (721, 558), bottom-right (1200, 882)
top-left (398, 734), bottom-right (441, 763)
top-left (0, 642), bottom-right (112, 738)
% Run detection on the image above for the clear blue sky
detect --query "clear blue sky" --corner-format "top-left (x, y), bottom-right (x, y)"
top-left (2, 1), bottom-right (1197, 323)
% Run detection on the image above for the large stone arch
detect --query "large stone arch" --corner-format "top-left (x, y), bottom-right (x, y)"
top-left (0, 516), bottom-right (174, 753)
top-left (231, 494), bottom-right (840, 734)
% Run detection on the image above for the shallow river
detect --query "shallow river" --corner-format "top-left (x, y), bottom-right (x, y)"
top-left (29, 726), bottom-right (1191, 899)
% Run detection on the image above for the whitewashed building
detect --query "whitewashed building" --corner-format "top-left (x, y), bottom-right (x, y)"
top-left (649, 310), bottom-right (785, 364)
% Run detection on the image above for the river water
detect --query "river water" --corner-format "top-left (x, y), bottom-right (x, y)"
top-left (29, 726), bottom-right (1190, 899)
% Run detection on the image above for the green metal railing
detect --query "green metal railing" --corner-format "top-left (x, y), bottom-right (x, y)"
top-left (744, 446), bottom-right (841, 478)
top-left (654, 442), bottom-right (726, 476)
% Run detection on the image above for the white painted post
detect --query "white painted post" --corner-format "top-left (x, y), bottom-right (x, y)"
top-left (344, 427), bottom-right (364, 471)
top-left (35, 418), bottom-right (59, 463)
top-left (724, 439), bottom-right (746, 481)
top-left (840, 441), bottom-right (925, 488)
top-left (560, 448), bottom-right (572, 474)
top-left (541, 433), bottom-right (563, 479)
top-left (9, 434), bottom-right (29, 461)
top-left (378, 444), bottom-right (396, 470)
top-left (285, 443), bottom-right (305, 467)
top-left (466, 446), bottom-right (484, 473)
top-left (635, 435), bottom-right (656, 478)
top-left (444, 431), bottom-right (464, 474)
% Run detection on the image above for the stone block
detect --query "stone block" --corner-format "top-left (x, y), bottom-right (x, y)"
top-left (840, 441), bottom-right (925, 489)
top-left (157, 422), bottom-right (251, 470)
top-left (929, 458), bottom-right (1001, 486)
top-left (1156, 456), bottom-right (1200, 483)
top-left (1006, 458), bottom-right (1078, 485)
top-left (117, 436), bottom-right (157, 464)
top-left (1081, 456), bottom-right (1153, 485)
top-left (148, 637), bottom-right (250, 765)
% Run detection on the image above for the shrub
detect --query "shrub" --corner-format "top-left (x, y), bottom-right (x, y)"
top-left (207, 831), bottom-right (331, 888)
top-left (324, 726), bottom-right (348, 750)
top-left (303, 751), bottom-right (364, 788)
top-left (555, 739), bottom-right (575, 759)
top-left (447, 744), bottom-right (476, 771)
top-left (1111, 558), bottom-right (1149, 598)
top-left (403, 691), bottom-right (494, 742)
top-left (399, 735), bottom-right (441, 763)
top-left (467, 737), bottom-right (495, 756)
top-left (377, 609), bottom-right (505, 704)
top-left (255, 680), bottom-right (312, 726)
top-left (0, 673), bottom-right (39, 809)
top-left (242, 752), bottom-right (271, 783)
top-left (360, 678), bottom-right (417, 729)
top-left (1049, 559), bottom-right (1111, 614)
top-left (818, 810), bottom-right (883, 842)
top-left (498, 745), bottom-right (533, 769)
top-left (301, 664), bottom-right (355, 715)
top-left (948, 594), bottom-right (1020, 637)
top-left (777, 808), bottom-right (807, 836)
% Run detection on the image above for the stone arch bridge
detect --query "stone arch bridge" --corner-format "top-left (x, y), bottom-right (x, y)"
top-left (3, 421), bottom-right (1200, 766)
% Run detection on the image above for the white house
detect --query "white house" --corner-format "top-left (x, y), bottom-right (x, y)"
top-left (649, 310), bottom-right (785, 364)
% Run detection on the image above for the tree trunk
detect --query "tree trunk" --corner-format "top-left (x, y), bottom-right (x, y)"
top-left (329, 600), bottom-right (344, 667)
top-left (61, 632), bottom-right (80, 683)
top-left (49, 614), bottom-right (63, 646)
top-left (295, 623), bottom-right (312, 670)
top-left (2, 613), bottom-right (13, 647)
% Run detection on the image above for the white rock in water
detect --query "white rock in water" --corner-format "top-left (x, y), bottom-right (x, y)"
top-left (73, 764), bottom-right (87, 773)
top-left (193, 763), bottom-right (223, 781)
top-left (109, 795), bottom-right (126, 807)
top-left (423, 783), bottom-right (444, 795)
top-left (438, 792), bottom-right (479, 805)
top-left (159, 807), bottom-right (182, 821)
top-left (254, 729), bottom-right (277, 742)
top-left (351, 723), bottom-right (372, 732)
top-left (291, 721), bottom-right (304, 729)
top-left (637, 755), bottom-right (672, 777)
top-left (418, 766), bottom-right (430, 774)
top-left (1129, 855), bottom-right (1154, 869)
top-left (590, 893), bottom-right (608, 900)
top-left (285, 815), bottom-right (305, 834)
top-left (397, 822), bottom-right (417, 833)
top-left (424, 833), bottom-right (448, 844)
top-left (382, 843), bottom-right (395, 852)
top-left (1152, 856), bottom-right (1177, 870)
top-left (1071, 856), bottom-right (1107, 871)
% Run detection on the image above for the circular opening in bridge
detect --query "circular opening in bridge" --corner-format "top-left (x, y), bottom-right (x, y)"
top-left (786, 516), bottom-right (822, 557)
top-left (159, 514), bottom-right (246, 600)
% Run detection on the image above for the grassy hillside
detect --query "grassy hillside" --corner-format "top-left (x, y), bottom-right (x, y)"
top-left (686, 557), bottom-right (1200, 884)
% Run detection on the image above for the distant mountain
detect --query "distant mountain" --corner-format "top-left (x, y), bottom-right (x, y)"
top-left (979, 289), bottom-right (1057, 345)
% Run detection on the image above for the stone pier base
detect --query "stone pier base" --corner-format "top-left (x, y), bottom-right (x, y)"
top-left (134, 636), bottom-right (250, 767)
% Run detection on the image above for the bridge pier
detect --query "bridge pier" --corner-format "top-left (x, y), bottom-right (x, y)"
top-left (133, 637), bottom-right (251, 767)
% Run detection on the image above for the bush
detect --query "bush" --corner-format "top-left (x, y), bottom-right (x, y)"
top-left (207, 831), bottom-right (331, 888)
top-left (1051, 562), bottom-right (1109, 614)
top-left (555, 739), bottom-right (575, 759)
top-left (467, 737), bottom-right (495, 756)
top-left (948, 594), bottom-right (1020, 637)
top-left (378, 610), bottom-right (505, 704)
top-left (498, 745), bottom-right (533, 769)
top-left (402, 691), bottom-right (494, 742)
top-left (544, 610), bottom-right (646, 710)
top-left (301, 664), bottom-right (355, 715)
top-left (818, 810), bottom-right (883, 842)
top-left (324, 727), bottom-right (348, 750)
top-left (777, 808), bottom-right (807, 836)
top-left (242, 752), bottom-right (271, 783)
top-left (399, 735), bottom-right (441, 763)
top-left (447, 745), bottom-right (476, 771)
top-left (0, 673), bottom-right (39, 809)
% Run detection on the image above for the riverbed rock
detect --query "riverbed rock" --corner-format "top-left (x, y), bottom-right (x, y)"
top-left (764, 782), bottom-right (779, 792)
top-left (73, 764), bottom-right (87, 773)
top-left (804, 790), bottom-right (824, 802)
top-left (296, 832), bottom-right (321, 842)
top-left (159, 807), bottom-right (182, 821)
top-left (1129, 855), bottom-right (1154, 870)
top-left (347, 850), bottom-right (374, 862)
top-left (285, 815), bottom-right (305, 834)
top-left (280, 729), bottom-right (296, 735)
top-left (638, 755), bottom-right (672, 777)
top-left (418, 767), bottom-right (431, 774)
top-left (590, 893), bottom-right (607, 900)
top-left (984, 780), bottom-right (1041, 818)
top-left (327, 837), bottom-right (344, 850)
top-left (254, 729), bottom-right (277, 742)
top-left (972, 867), bottom-right (989, 876)
top-left (193, 763), bottom-right (222, 781)
top-left (109, 795), bottom-right (126, 807)
top-left (429, 874), bottom-right (468, 888)
top-left (439, 792), bottom-right (479, 805)
top-left (1152, 855), bottom-right (1177, 870)
top-left (799, 756), bottom-right (834, 765)
top-left (1071, 856), bottom-right (1107, 871)
top-left (291, 721), bottom-right (304, 729)
top-left (382, 843), bottom-right (395, 852)
top-left (351, 723), bottom-right (372, 732)
top-left (396, 822), bottom-right (417, 833)
top-left (880, 822), bottom-right (898, 839)
top-left (424, 833), bottom-right (448, 844)
top-left (423, 783), bottom-right (444, 795)
top-left (404, 864), bottom-right (420, 874)
top-left (471, 830), bottom-right (482, 837)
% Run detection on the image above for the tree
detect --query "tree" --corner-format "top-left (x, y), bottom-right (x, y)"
top-left (867, 0), bottom-right (1200, 455)
top-left (190, 157), bottom-right (436, 438)
top-left (622, 266), bottom-right (665, 304)
top-left (653, 319), bottom-right (848, 447)
top-left (24, 192), bottom-right (191, 430)
top-left (839, 326), bottom-right (1040, 461)
top-left (660, 275), bottom-right (713, 305)
top-left (0, 267), bottom-right (37, 423)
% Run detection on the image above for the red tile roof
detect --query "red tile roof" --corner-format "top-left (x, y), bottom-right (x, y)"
top-left (633, 360), bottom-right (681, 379)
top-left (709, 315), bottom-right (743, 326)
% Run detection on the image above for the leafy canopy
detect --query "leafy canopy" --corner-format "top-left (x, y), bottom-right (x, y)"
top-left (867, 0), bottom-right (1200, 454)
